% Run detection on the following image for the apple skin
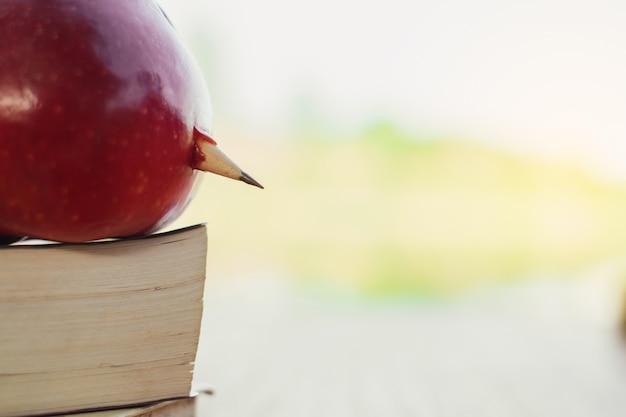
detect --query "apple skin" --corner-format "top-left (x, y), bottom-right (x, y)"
top-left (0, 0), bottom-right (214, 242)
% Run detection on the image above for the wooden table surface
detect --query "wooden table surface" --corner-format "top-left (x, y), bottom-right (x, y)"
top-left (194, 271), bottom-right (626, 416)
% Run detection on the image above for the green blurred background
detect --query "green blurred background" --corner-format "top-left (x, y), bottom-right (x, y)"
top-left (160, 0), bottom-right (626, 299)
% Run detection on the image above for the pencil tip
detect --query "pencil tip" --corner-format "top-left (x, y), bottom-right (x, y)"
top-left (240, 172), bottom-right (264, 189)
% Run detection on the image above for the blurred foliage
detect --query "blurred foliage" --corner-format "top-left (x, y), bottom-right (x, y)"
top-left (171, 122), bottom-right (626, 298)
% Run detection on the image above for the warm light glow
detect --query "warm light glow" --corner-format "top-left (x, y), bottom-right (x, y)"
top-left (0, 86), bottom-right (38, 119)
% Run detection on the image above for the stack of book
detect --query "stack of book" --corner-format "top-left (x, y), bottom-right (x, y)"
top-left (0, 225), bottom-right (210, 417)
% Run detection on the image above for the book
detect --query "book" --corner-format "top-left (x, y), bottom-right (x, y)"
top-left (55, 391), bottom-right (213, 417)
top-left (0, 225), bottom-right (208, 417)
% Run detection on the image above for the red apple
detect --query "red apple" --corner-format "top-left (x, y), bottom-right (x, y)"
top-left (0, 0), bottom-right (261, 243)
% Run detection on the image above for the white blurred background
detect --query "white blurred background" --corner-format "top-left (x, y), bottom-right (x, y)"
top-left (161, 0), bottom-right (626, 177)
